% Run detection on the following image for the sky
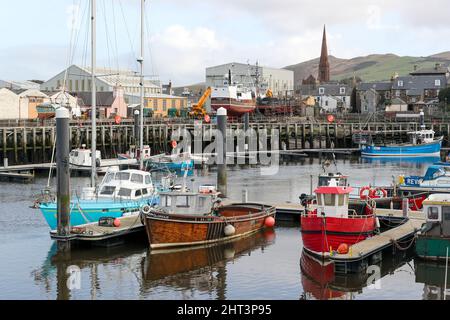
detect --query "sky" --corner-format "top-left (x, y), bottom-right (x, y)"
top-left (1, 0), bottom-right (450, 86)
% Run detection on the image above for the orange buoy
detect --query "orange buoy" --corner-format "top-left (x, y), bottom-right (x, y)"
top-left (204, 114), bottom-right (211, 123)
top-left (264, 216), bottom-right (275, 228)
top-left (114, 115), bottom-right (122, 124)
top-left (337, 243), bottom-right (349, 254)
top-left (171, 140), bottom-right (177, 148)
top-left (327, 114), bottom-right (335, 123)
top-left (113, 218), bottom-right (121, 227)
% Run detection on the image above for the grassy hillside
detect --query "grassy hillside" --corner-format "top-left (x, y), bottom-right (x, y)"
top-left (285, 51), bottom-right (450, 83)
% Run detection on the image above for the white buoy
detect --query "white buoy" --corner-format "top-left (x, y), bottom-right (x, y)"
top-left (224, 224), bottom-right (235, 236)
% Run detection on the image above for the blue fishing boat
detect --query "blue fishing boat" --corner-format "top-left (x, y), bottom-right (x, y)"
top-left (148, 153), bottom-right (194, 176)
top-left (360, 135), bottom-right (442, 157)
top-left (38, 169), bottom-right (161, 230)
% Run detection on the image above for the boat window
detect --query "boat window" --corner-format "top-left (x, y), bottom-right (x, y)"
top-left (338, 194), bottom-right (345, 206)
top-left (442, 206), bottom-right (450, 221)
top-left (118, 188), bottom-right (132, 197)
top-left (427, 207), bottom-right (439, 220)
top-left (100, 186), bottom-right (116, 195)
top-left (135, 189), bottom-right (142, 197)
top-left (323, 194), bottom-right (336, 206)
top-left (131, 174), bottom-right (143, 183)
top-left (317, 195), bottom-right (323, 206)
top-left (176, 195), bottom-right (190, 208)
top-left (104, 173), bottom-right (114, 184)
top-left (145, 175), bottom-right (151, 185)
top-left (116, 172), bottom-right (130, 181)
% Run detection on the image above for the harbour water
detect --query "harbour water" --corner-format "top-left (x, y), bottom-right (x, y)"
top-left (0, 157), bottom-right (446, 300)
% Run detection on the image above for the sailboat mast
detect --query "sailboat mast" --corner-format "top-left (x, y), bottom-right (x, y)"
top-left (91, 0), bottom-right (97, 187)
top-left (139, 0), bottom-right (145, 170)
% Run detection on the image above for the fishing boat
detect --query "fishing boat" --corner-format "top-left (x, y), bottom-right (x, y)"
top-left (300, 177), bottom-right (377, 257)
top-left (69, 145), bottom-right (101, 170)
top-left (143, 191), bottom-right (276, 249)
top-left (118, 145), bottom-right (151, 160)
top-left (416, 194), bottom-right (450, 260)
top-left (148, 153), bottom-right (194, 176)
top-left (360, 111), bottom-right (442, 157)
top-left (210, 70), bottom-right (255, 116)
top-left (38, 169), bottom-right (160, 230)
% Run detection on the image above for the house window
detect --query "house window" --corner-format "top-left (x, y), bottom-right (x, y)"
top-left (319, 87), bottom-right (325, 95)
top-left (340, 87), bottom-right (346, 94)
top-left (325, 101), bottom-right (328, 107)
top-left (435, 79), bottom-right (441, 86)
top-left (398, 80), bottom-right (403, 87)
top-left (163, 100), bottom-right (167, 111)
top-left (153, 99), bottom-right (157, 108)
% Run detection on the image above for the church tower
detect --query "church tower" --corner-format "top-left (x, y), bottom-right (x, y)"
top-left (318, 25), bottom-right (330, 83)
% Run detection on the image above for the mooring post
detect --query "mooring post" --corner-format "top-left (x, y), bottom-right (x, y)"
top-left (56, 108), bottom-right (71, 250)
top-left (402, 198), bottom-right (408, 218)
top-left (217, 107), bottom-right (227, 197)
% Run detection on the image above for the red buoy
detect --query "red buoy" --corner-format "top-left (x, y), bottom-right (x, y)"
top-left (113, 218), bottom-right (121, 227)
top-left (327, 114), bottom-right (335, 123)
top-left (264, 216), bottom-right (275, 228)
top-left (171, 140), bottom-right (177, 148)
top-left (204, 114), bottom-right (211, 123)
top-left (114, 115), bottom-right (122, 124)
top-left (337, 243), bottom-right (349, 254)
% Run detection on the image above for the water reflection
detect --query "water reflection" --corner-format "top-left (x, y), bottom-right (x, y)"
top-left (361, 156), bottom-right (440, 168)
top-left (299, 248), bottom-right (416, 300)
top-left (415, 259), bottom-right (450, 300)
top-left (32, 230), bottom-right (276, 300)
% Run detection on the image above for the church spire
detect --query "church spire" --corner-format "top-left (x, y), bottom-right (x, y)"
top-left (318, 25), bottom-right (330, 83)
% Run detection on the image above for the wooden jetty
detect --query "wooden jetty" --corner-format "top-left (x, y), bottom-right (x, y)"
top-left (0, 170), bottom-right (34, 183)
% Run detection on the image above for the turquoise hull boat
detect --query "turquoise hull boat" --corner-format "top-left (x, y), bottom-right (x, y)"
top-left (40, 196), bottom-right (159, 230)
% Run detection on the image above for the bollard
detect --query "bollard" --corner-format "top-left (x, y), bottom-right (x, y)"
top-left (402, 198), bottom-right (408, 217)
top-left (217, 107), bottom-right (227, 197)
top-left (56, 108), bottom-right (71, 241)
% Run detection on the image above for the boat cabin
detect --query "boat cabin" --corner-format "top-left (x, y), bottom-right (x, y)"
top-left (69, 147), bottom-right (101, 167)
top-left (127, 145), bottom-right (151, 160)
top-left (315, 178), bottom-right (352, 218)
top-left (318, 173), bottom-right (348, 187)
top-left (408, 129), bottom-right (435, 145)
top-left (422, 194), bottom-right (450, 236)
top-left (97, 169), bottom-right (155, 200)
top-left (158, 191), bottom-right (216, 215)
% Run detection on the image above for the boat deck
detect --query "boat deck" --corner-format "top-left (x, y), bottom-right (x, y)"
top-left (50, 214), bottom-right (144, 243)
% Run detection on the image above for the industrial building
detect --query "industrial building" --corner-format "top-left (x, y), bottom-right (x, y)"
top-left (40, 65), bottom-right (162, 96)
top-left (205, 62), bottom-right (294, 97)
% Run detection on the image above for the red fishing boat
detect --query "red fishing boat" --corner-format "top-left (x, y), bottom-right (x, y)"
top-left (301, 177), bottom-right (377, 257)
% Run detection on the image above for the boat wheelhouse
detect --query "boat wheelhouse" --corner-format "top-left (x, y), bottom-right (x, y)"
top-left (416, 194), bottom-right (450, 260)
top-left (301, 178), bottom-right (377, 256)
top-left (118, 145), bottom-right (151, 160)
top-left (69, 146), bottom-right (101, 169)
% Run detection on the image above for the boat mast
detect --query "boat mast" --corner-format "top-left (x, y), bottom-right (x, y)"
top-left (90, 0), bottom-right (97, 187)
top-left (138, 0), bottom-right (145, 170)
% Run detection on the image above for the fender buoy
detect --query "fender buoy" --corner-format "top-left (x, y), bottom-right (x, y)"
top-left (359, 186), bottom-right (372, 200)
top-left (224, 224), bottom-right (235, 236)
top-left (140, 204), bottom-right (151, 215)
top-left (113, 218), bottom-right (121, 227)
top-left (204, 114), bottom-right (210, 123)
top-left (370, 187), bottom-right (387, 199)
top-left (327, 114), bottom-right (335, 123)
top-left (114, 115), bottom-right (121, 124)
top-left (264, 216), bottom-right (275, 228)
top-left (171, 140), bottom-right (177, 148)
top-left (337, 243), bottom-right (349, 254)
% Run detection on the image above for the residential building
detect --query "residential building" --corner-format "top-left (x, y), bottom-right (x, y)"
top-left (391, 75), bottom-right (447, 104)
top-left (356, 81), bottom-right (392, 113)
top-left (74, 87), bottom-right (127, 119)
top-left (143, 94), bottom-right (188, 118)
top-left (205, 62), bottom-right (294, 97)
top-left (300, 83), bottom-right (352, 112)
top-left (40, 65), bottom-right (161, 96)
top-left (386, 97), bottom-right (408, 113)
top-left (359, 89), bottom-right (379, 114)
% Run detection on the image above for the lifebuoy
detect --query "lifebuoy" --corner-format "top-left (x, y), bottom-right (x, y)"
top-left (140, 204), bottom-right (151, 215)
top-left (359, 186), bottom-right (372, 200)
top-left (369, 187), bottom-right (387, 199)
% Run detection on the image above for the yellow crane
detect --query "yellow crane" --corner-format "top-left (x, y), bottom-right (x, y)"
top-left (190, 87), bottom-right (211, 119)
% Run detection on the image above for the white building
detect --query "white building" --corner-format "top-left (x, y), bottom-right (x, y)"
top-left (0, 88), bottom-right (49, 119)
top-left (47, 91), bottom-right (81, 117)
top-left (40, 65), bottom-right (161, 96)
top-left (205, 62), bottom-right (294, 97)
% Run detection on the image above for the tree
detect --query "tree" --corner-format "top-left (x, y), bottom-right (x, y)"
top-left (438, 87), bottom-right (450, 104)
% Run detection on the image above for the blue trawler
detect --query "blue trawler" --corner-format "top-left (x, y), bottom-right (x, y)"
top-left (38, 169), bottom-right (162, 230)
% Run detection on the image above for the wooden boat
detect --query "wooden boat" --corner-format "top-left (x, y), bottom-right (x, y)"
top-left (143, 191), bottom-right (276, 249)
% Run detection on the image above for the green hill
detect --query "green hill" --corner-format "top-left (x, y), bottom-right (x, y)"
top-left (284, 52), bottom-right (450, 84)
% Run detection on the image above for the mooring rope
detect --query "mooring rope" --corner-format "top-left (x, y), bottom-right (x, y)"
top-left (392, 236), bottom-right (416, 251)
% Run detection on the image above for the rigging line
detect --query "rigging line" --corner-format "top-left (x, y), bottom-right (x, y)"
top-left (101, 0), bottom-right (113, 75)
top-left (69, 0), bottom-right (87, 67)
top-left (111, 0), bottom-right (120, 73)
top-left (62, 0), bottom-right (79, 92)
top-left (80, 2), bottom-right (90, 73)
top-left (143, 2), bottom-right (158, 79)
top-left (118, 0), bottom-right (138, 71)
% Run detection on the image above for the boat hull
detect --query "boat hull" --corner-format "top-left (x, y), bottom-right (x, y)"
top-left (211, 101), bottom-right (256, 116)
top-left (301, 214), bottom-right (376, 255)
top-left (145, 204), bottom-right (275, 249)
top-left (39, 197), bottom-right (159, 230)
top-left (361, 139), bottom-right (442, 157)
top-left (416, 235), bottom-right (450, 260)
